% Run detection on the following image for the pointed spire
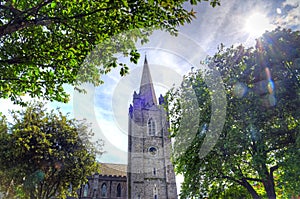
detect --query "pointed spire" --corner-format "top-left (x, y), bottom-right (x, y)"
top-left (139, 56), bottom-right (157, 105)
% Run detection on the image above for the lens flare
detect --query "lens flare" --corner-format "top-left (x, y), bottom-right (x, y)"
top-left (233, 82), bottom-right (247, 98)
top-left (268, 94), bottom-right (276, 107)
top-left (265, 67), bottom-right (271, 80)
top-left (264, 67), bottom-right (276, 106)
top-left (265, 67), bottom-right (275, 94)
top-left (267, 80), bottom-right (275, 94)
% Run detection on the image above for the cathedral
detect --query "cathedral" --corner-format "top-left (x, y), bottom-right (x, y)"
top-left (74, 57), bottom-right (177, 199)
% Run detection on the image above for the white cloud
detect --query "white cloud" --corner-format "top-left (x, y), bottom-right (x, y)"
top-left (0, 99), bottom-right (23, 121)
top-left (273, 0), bottom-right (300, 29)
top-left (283, 0), bottom-right (299, 6)
top-left (95, 115), bottom-right (128, 151)
top-left (0, 94), bottom-right (54, 122)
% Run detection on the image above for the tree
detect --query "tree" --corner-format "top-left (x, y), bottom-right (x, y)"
top-left (0, 102), bottom-right (103, 199)
top-left (167, 28), bottom-right (300, 198)
top-left (0, 0), bottom-right (220, 105)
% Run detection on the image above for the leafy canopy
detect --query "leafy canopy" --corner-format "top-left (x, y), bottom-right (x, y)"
top-left (0, 0), bottom-right (220, 105)
top-left (0, 102), bottom-right (103, 199)
top-left (168, 28), bottom-right (300, 198)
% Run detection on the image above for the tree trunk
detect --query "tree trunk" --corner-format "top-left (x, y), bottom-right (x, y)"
top-left (262, 178), bottom-right (276, 199)
top-left (261, 164), bottom-right (277, 199)
top-left (241, 178), bottom-right (261, 199)
top-left (30, 192), bottom-right (35, 199)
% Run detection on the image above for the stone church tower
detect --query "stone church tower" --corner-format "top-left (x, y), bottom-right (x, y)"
top-left (127, 57), bottom-right (177, 199)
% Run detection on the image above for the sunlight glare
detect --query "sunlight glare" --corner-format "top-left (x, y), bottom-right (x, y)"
top-left (244, 13), bottom-right (274, 37)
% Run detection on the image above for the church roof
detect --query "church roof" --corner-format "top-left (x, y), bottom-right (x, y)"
top-left (139, 56), bottom-right (157, 105)
top-left (99, 163), bottom-right (127, 177)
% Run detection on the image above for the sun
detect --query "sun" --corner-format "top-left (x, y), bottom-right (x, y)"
top-left (244, 12), bottom-right (275, 37)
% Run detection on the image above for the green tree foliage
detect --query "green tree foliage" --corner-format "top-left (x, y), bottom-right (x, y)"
top-left (168, 28), bottom-right (300, 198)
top-left (0, 102), bottom-right (103, 199)
top-left (0, 0), bottom-right (220, 105)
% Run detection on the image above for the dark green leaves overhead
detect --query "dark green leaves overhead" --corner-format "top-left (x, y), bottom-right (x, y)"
top-left (0, 0), bottom-right (221, 105)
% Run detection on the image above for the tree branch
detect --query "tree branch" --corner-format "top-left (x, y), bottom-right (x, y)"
top-left (0, 19), bottom-right (49, 37)
top-left (0, 4), bottom-right (22, 16)
top-left (44, 169), bottom-right (59, 198)
top-left (270, 164), bottom-right (279, 184)
top-left (0, 0), bottom-right (53, 36)
top-left (0, 0), bottom-right (118, 38)
top-left (266, 137), bottom-right (295, 153)
top-left (0, 57), bottom-right (30, 65)
top-left (21, 0), bottom-right (53, 19)
top-left (243, 177), bottom-right (263, 182)
top-left (270, 165), bottom-right (279, 173)
top-left (221, 174), bottom-right (242, 185)
top-left (49, 178), bottom-right (61, 198)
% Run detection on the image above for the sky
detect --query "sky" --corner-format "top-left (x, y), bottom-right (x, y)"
top-left (0, 0), bottom-right (299, 193)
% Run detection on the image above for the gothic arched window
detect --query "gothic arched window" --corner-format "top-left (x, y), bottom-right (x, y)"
top-left (101, 183), bottom-right (107, 197)
top-left (153, 167), bottom-right (156, 175)
top-left (117, 183), bottom-right (121, 197)
top-left (148, 118), bottom-right (156, 136)
top-left (83, 184), bottom-right (89, 197)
